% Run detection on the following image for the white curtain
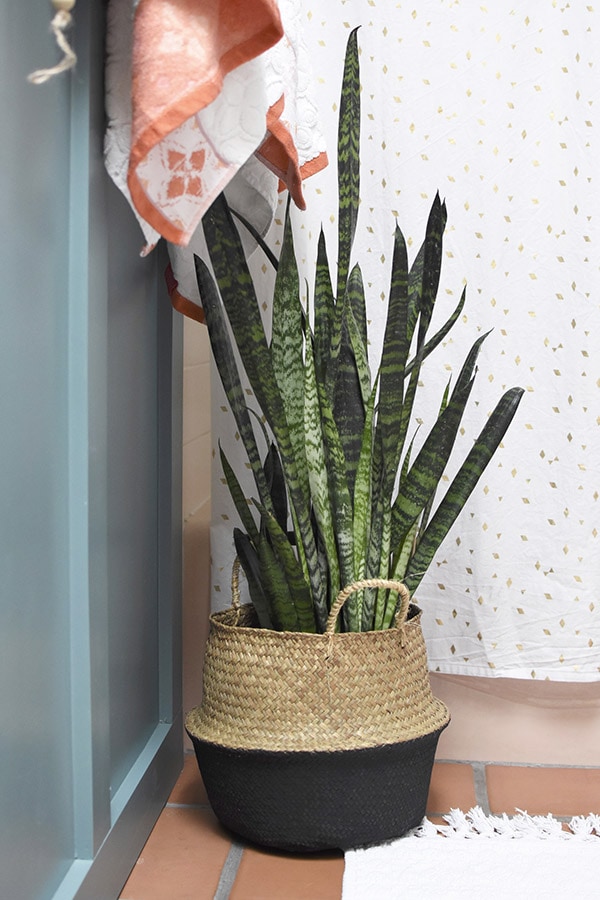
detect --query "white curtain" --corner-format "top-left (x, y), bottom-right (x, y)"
top-left (211, 1), bottom-right (599, 681)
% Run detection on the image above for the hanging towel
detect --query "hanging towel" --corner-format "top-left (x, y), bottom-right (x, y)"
top-left (104, 0), bottom-right (328, 318)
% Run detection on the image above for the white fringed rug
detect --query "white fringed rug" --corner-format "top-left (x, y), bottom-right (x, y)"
top-left (342, 808), bottom-right (600, 900)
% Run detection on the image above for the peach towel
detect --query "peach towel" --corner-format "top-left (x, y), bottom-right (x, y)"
top-left (105, 0), bottom-right (328, 265)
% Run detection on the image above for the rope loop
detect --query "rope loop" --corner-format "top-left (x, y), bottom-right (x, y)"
top-left (325, 579), bottom-right (411, 641)
top-left (28, 0), bottom-right (77, 85)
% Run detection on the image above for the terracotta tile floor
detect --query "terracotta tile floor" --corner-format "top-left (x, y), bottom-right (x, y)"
top-left (119, 753), bottom-right (600, 900)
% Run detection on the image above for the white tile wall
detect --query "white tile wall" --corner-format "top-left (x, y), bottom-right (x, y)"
top-left (182, 318), bottom-right (211, 520)
top-left (182, 316), bottom-right (212, 737)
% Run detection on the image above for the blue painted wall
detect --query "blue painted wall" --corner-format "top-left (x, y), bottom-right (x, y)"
top-left (0, 5), bottom-right (182, 898)
top-left (1, 5), bottom-right (75, 897)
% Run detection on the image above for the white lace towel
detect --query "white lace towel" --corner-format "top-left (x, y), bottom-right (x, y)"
top-left (343, 807), bottom-right (600, 899)
top-left (104, 0), bottom-right (327, 316)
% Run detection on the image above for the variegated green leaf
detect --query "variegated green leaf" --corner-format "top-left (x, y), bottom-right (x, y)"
top-left (378, 224), bottom-right (410, 494)
top-left (318, 381), bottom-right (356, 628)
top-left (353, 384), bottom-right (376, 575)
top-left (390, 372), bottom-right (476, 551)
top-left (416, 192), bottom-right (447, 350)
top-left (404, 287), bottom-right (466, 378)
top-left (373, 504), bottom-right (392, 630)
top-left (255, 503), bottom-right (317, 633)
top-left (234, 528), bottom-right (273, 629)
top-left (271, 201), bottom-right (310, 506)
top-left (333, 297), bottom-right (366, 497)
top-left (352, 384), bottom-right (377, 629)
top-left (304, 334), bottom-right (341, 604)
top-left (198, 28), bottom-right (524, 636)
top-left (345, 264), bottom-right (371, 406)
top-left (263, 443), bottom-right (288, 535)
top-left (313, 228), bottom-right (335, 385)
top-left (258, 529), bottom-right (300, 631)
top-left (203, 193), bottom-right (326, 623)
top-left (337, 26), bottom-right (361, 299)
top-left (418, 383), bottom-right (450, 540)
top-left (405, 386), bottom-right (525, 592)
top-left (392, 518), bottom-right (420, 584)
top-left (230, 206), bottom-right (279, 271)
top-left (194, 255), bottom-right (273, 513)
top-left (220, 444), bottom-right (259, 545)
top-left (202, 194), bottom-right (282, 432)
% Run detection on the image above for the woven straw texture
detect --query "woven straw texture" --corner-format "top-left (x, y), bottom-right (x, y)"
top-left (186, 602), bottom-right (450, 752)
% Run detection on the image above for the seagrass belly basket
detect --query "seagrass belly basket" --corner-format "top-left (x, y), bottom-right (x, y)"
top-left (185, 577), bottom-right (450, 851)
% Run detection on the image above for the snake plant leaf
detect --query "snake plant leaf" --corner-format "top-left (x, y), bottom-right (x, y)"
top-left (197, 28), bottom-right (524, 634)
top-left (361, 427), bottom-right (386, 630)
top-left (416, 192), bottom-right (447, 350)
top-left (204, 193), bottom-right (327, 620)
top-left (317, 381), bottom-right (357, 628)
top-left (220, 444), bottom-right (260, 545)
top-left (255, 503), bottom-right (317, 633)
top-left (229, 206), bottom-right (279, 271)
top-left (233, 528), bottom-right (274, 629)
top-left (333, 337), bottom-right (364, 496)
top-left (449, 330), bottom-right (493, 403)
top-left (353, 382), bottom-right (376, 576)
top-left (406, 240), bottom-right (425, 346)
top-left (352, 383), bottom-right (377, 629)
top-left (390, 372), bottom-right (477, 551)
top-left (392, 518), bottom-right (420, 584)
top-left (194, 255), bottom-right (273, 513)
top-left (378, 223), bottom-right (410, 493)
top-left (263, 443), bottom-right (288, 535)
top-left (380, 518), bottom-right (420, 628)
top-left (418, 382), bottom-right (451, 539)
top-left (202, 194), bottom-right (282, 431)
top-left (404, 286), bottom-right (466, 378)
top-left (337, 26), bottom-right (361, 300)
top-left (333, 292), bottom-right (367, 496)
top-left (347, 262), bottom-right (368, 356)
top-left (362, 499), bottom-right (383, 628)
top-left (271, 200), bottom-right (310, 507)
top-left (373, 503), bottom-right (392, 630)
top-left (392, 328), bottom-right (492, 553)
top-left (304, 332), bottom-right (341, 603)
top-left (345, 264), bottom-right (371, 405)
top-left (313, 228), bottom-right (335, 385)
top-left (404, 386), bottom-right (525, 592)
top-left (258, 527), bottom-right (301, 631)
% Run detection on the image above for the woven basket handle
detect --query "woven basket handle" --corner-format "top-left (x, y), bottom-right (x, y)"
top-left (231, 556), bottom-right (242, 609)
top-left (325, 579), bottom-right (411, 635)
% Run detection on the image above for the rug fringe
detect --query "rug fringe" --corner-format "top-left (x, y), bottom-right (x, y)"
top-left (413, 807), bottom-right (600, 841)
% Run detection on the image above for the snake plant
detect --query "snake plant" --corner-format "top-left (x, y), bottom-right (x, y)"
top-left (195, 28), bottom-right (524, 633)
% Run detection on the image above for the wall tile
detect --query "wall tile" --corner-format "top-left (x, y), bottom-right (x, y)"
top-left (183, 318), bottom-right (210, 367)
top-left (182, 502), bottom-right (211, 748)
top-left (183, 363), bottom-right (211, 446)
top-left (427, 762), bottom-right (477, 814)
top-left (182, 433), bottom-right (212, 520)
top-left (431, 674), bottom-right (600, 766)
top-left (486, 765), bottom-right (600, 818)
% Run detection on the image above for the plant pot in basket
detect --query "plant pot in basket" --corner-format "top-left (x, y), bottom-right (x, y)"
top-left (186, 28), bottom-right (523, 855)
top-left (186, 579), bottom-right (449, 851)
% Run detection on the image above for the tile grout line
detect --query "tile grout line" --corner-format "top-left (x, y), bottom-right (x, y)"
top-left (436, 758), bottom-right (600, 771)
top-left (166, 801), bottom-right (212, 810)
top-left (213, 840), bottom-right (245, 900)
top-left (471, 761), bottom-right (491, 815)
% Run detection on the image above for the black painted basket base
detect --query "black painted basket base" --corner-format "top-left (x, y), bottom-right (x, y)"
top-left (187, 727), bottom-right (447, 852)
